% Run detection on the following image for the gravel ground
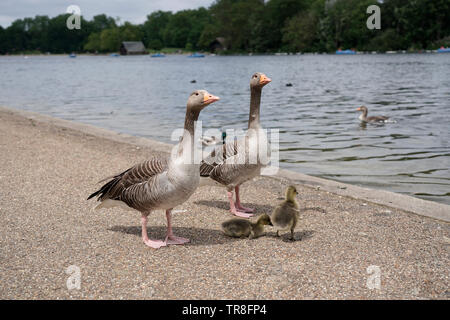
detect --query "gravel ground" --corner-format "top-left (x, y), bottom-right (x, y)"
top-left (0, 110), bottom-right (449, 300)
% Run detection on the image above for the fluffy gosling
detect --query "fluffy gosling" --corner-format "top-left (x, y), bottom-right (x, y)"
top-left (221, 214), bottom-right (273, 239)
top-left (271, 185), bottom-right (300, 240)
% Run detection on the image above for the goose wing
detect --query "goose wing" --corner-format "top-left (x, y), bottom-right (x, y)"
top-left (87, 156), bottom-right (169, 203)
top-left (201, 135), bottom-right (264, 186)
top-left (367, 115), bottom-right (389, 122)
top-left (200, 137), bottom-right (261, 186)
top-left (200, 139), bottom-right (239, 177)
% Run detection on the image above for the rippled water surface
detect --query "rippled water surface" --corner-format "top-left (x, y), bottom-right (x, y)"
top-left (1, 54), bottom-right (449, 204)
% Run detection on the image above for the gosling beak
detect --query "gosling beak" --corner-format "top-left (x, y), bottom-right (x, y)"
top-left (203, 93), bottom-right (220, 106)
top-left (259, 74), bottom-right (272, 85)
top-left (356, 107), bottom-right (361, 111)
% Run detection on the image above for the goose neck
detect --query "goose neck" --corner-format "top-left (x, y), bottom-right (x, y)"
top-left (176, 109), bottom-right (200, 163)
top-left (248, 86), bottom-right (262, 129)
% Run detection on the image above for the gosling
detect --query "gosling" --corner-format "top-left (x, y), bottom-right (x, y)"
top-left (221, 214), bottom-right (273, 239)
top-left (271, 185), bottom-right (300, 240)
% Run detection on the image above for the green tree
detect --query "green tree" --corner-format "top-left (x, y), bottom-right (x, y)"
top-left (142, 11), bottom-right (172, 48)
top-left (321, 0), bottom-right (379, 50)
top-left (283, 11), bottom-right (319, 52)
top-left (89, 14), bottom-right (117, 33)
top-left (4, 19), bottom-right (29, 52)
top-left (206, 0), bottom-right (264, 52)
top-left (163, 8), bottom-right (210, 49)
top-left (262, 0), bottom-right (314, 51)
top-left (0, 26), bottom-right (5, 53)
top-left (99, 28), bottom-right (121, 52)
top-left (24, 16), bottom-right (51, 52)
top-left (197, 23), bottom-right (221, 50)
top-left (84, 32), bottom-right (101, 52)
top-left (119, 22), bottom-right (143, 41)
top-left (391, 0), bottom-right (449, 49)
top-left (46, 14), bottom-right (90, 53)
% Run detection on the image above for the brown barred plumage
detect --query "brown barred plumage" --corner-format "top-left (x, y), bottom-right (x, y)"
top-left (200, 137), bottom-right (238, 177)
top-left (87, 156), bottom-right (169, 211)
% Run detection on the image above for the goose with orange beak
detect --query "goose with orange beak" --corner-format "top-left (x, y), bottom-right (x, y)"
top-left (356, 106), bottom-right (389, 123)
top-left (88, 90), bottom-right (220, 248)
top-left (200, 72), bottom-right (272, 218)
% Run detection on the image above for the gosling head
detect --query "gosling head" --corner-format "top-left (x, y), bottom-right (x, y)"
top-left (285, 185), bottom-right (299, 202)
top-left (250, 72), bottom-right (272, 89)
top-left (187, 90), bottom-right (220, 112)
top-left (257, 213), bottom-right (273, 226)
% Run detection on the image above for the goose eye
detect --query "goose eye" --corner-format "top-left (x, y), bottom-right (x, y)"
top-left (195, 93), bottom-right (199, 96)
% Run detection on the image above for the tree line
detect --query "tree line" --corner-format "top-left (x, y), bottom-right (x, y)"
top-left (0, 0), bottom-right (449, 54)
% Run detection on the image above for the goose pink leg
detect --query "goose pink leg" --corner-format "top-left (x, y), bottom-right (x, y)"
top-left (235, 185), bottom-right (255, 213)
top-left (228, 190), bottom-right (253, 218)
top-left (165, 210), bottom-right (190, 245)
top-left (141, 215), bottom-right (166, 249)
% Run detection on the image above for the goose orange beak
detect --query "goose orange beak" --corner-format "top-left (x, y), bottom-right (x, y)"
top-left (356, 107), bottom-right (361, 111)
top-left (203, 93), bottom-right (220, 105)
top-left (260, 74), bottom-right (272, 85)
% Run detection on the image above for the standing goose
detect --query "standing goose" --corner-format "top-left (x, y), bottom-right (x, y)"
top-left (87, 90), bottom-right (220, 249)
top-left (200, 72), bottom-right (271, 218)
top-left (356, 106), bottom-right (389, 123)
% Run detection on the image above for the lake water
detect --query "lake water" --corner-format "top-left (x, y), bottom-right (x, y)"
top-left (1, 54), bottom-right (449, 204)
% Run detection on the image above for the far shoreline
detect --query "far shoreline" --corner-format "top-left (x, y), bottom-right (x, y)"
top-left (1, 49), bottom-right (449, 57)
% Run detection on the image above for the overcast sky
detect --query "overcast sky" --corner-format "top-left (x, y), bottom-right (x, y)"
top-left (0, 0), bottom-right (215, 27)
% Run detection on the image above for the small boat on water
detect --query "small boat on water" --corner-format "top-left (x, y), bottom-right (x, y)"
top-left (188, 52), bottom-right (205, 58)
top-left (437, 47), bottom-right (450, 53)
top-left (69, 53), bottom-right (76, 58)
top-left (336, 49), bottom-right (356, 55)
top-left (110, 53), bottom-right (119, 57)
top-left (151, 53), bottom-right (165, 58)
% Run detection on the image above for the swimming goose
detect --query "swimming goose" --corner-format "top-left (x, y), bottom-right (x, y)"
top-left (357, 106), bottom-right (389, 123)
top-left (221, 213), bottom-right (273, 239)
top-left (271, 186), bottom-right (300, 241)
top-left (200, 72), bottom-right (271, 218)
top-left (87, 90), bottom-right (220, 249)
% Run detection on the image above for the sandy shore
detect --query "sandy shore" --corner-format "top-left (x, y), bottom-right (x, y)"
top-left (0, 107), bottom-right (449, 299)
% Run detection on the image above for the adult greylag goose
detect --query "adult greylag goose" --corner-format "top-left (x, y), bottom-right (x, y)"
top-left (356, 106), bottom-right (389, 123)
top-left (200, 72), bottom-right (271, 218)
top-left (87, 90), bottom-right (220, 249)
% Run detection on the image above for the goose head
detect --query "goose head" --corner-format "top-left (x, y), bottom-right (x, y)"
top-left (187, 90), bottom-right (220, 111)
top-left (356, 106), bottom-right (368, 114)
top-left (250, 72), bottom-right (272, 88)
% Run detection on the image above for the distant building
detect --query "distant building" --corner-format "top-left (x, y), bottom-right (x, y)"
top-left (120, 41), bottom-right (146, 55)
top-left (209, 37), bottom-right (227, 53)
